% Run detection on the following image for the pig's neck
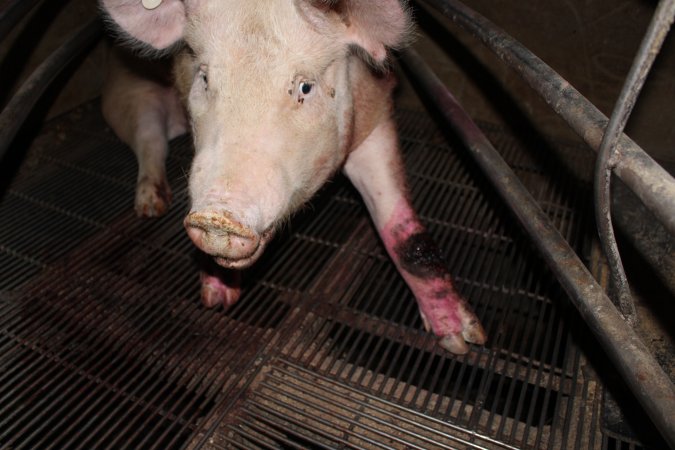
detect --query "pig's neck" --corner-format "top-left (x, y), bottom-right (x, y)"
top-left (346, 56), bottom-right (397, 155)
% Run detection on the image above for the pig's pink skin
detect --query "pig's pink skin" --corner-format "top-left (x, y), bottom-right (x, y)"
top-left (100, 0), bottom-right (186, 52)
top-left (200, 270), bottom-right (241, 308)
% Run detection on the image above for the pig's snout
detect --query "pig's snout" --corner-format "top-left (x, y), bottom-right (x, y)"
top-left (184, 211), bottom-right (265, 269)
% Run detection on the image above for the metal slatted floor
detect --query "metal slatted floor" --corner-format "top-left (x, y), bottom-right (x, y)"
top-left (0, 100), bottom-right (651, 449)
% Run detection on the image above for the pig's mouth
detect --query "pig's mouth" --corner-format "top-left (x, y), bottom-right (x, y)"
top-left (184, 211), bottom-right (274, 269)
top-left (213, 234), bottom-right (271, 269)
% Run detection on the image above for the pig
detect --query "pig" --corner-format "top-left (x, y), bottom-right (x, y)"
top-left (99, 0), bottom-right (486, 354)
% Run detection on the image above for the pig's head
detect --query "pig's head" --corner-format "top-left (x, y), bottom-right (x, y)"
top-left (100, 0), bottom-right (410, 268)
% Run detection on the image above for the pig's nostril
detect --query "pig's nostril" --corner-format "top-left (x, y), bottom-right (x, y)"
top-left (184, 211), bottom-right (256, 238)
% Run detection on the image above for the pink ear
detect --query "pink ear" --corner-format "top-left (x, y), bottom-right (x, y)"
top-left (100, 0), bottom-right (186, 51)
top-left (342, 0), bottom-right (411, 62)
top-left (298, 0), bottom-right (411, 63)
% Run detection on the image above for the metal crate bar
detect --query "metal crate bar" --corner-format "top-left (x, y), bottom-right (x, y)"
top-left (0, 0), bottom-right (43, 43)
top-left (0, 17), bottom-right (101, 163)
top-left (398, 48), bottom-right (675, 447)
top-left (593, 0), bottom-right (675, 325)
top-left (415, 0), bottom-right (675, 238)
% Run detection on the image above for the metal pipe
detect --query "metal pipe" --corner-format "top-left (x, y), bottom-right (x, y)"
top-left (398, 48), bottom-right (675, 448)
top-left (612, 180), bottom-right (675, 295)
top-left (0, 18), bottom-right (101, 164)
top-left (594, 0), bottom-right (675, 326)
top-left (416, 0), bottom-right (675, 238)
top-left (0, 0), bottom-right (43, 44)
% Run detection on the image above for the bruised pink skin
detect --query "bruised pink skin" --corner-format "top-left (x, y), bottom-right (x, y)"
top-left (380, 201), bottom-right (487, 354)
top-left (380, 205), bottom-right (464, 335)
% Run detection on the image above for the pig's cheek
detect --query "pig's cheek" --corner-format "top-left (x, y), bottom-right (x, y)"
top-left (188, 76), bottom-right (210, 118)
top-left (189, 96), bottom-right (208, 119)
top-left (186, 154), bottom-right (208, 198)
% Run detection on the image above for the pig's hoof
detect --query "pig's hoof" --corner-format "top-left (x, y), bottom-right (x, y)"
top-left (438, 320), bottom-right (487, 355)
top-left (420, 302), bottom-right (487, 355)
top-left (200, 271), bottom-right (241, 308)
top-left (135, 177), bottom-right (172, 217)
top-left (462, 318), bottom-right (487, 345)
top-left (439, 334), bottom-right (470, 355)
top-left (201, 283), bottom-right (241, 308)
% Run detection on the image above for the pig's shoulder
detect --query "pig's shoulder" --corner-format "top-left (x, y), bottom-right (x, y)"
top-left (349, 58), bottom-right (397, 150)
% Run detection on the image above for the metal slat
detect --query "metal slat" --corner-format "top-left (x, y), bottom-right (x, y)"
top-left (145, 291), bottom-right (294, 450)
top-left (261, 362), bottom-right (521, 450)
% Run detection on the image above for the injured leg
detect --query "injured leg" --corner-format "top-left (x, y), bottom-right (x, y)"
top-left (344, 118), bottom-right (486, 354)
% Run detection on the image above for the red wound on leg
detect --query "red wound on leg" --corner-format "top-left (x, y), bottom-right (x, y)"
top-left (380, 199), bottom-right (486, 353)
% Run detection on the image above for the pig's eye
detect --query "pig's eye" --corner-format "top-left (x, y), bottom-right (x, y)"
top-left (189, 64), bottom-right (210, 115)
top-left (300, 81), bottom-right (313, 95)
top-left (294, 79), bottom-right (316, 105)
top-left (197, 64), bottom-right (208, 91)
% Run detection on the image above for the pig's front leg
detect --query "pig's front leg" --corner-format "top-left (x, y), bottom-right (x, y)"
top-left (131, 116), bottom-right (173, 218)
top-left (128, 90), bottom-right (187, 218)
top-left (102, 59), bottom-right (187, 218)
top-left (344, 119), bottom-right (486, 355)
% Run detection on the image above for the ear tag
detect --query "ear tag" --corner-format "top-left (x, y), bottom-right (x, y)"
top-left (142, 0), bottom-right (163, 10)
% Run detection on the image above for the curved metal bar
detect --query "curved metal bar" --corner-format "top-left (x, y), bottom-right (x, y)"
top-left (416, 0), bottom-right (675, 238)
top-left (398, 48), bottom-right (675, 449)
top-left (594, 0), bottom-right (675, 326)
top-left (0, 18), bottom-right (102, 164)
top-left (0, 0), bottom-right (43, 44)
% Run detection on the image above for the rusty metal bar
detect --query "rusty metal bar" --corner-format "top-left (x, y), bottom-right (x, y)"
top-left (397, 48), bottom-right (675, 448)
top-left (594, 0), bottom-right (675, 326)
top-left (0, 18), bottom-right (101, 164)
top-left (0, 0), bottom-right (42, 43)
top-left (416, 0), bottom-right (675, 238)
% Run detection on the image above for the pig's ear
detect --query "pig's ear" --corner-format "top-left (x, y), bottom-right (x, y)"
top-left (99, 0), bottom-right (186, 52)
top-left (299, 0), bottom-right (412, 64)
